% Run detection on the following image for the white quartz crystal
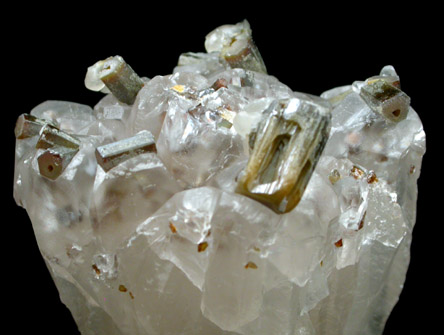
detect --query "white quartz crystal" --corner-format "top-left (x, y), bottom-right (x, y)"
top-left (205, 20), bottom-right (251, 53)
top-left (85, 60), bottom-right (111, 93)
top-left (14, 21), bottom-right (425, 335)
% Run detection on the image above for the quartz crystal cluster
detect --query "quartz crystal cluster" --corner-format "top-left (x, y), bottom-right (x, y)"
top-left (14, 20), bottom-right (425, 335)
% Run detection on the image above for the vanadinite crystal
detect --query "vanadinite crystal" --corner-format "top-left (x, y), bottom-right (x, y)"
top-left (13, 20), bottom-right (425, 335)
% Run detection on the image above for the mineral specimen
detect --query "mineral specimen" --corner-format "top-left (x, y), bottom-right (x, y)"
top-left (13, 20), bottom-right (425, 335)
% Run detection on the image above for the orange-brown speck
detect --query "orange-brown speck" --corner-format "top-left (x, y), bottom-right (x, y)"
top-left (119, 285), bottom-right (128, 292)
top-left (169, 222), bottom-right (177, 234)
top-left (211, 78), bottom-right (228, 90)
top-left (92, 264), bottom-right (101, 275)
top-left (129, 291), bottom-right (135, 300)
top-left (392, 109), bottom-right (401, 117)
top-left (367, 171), bottom-right (378, 184)
top-left (350, 166), bottom-right (365, 179)
top-left (198, 242), bottom-right (209, 252)
top-left (244, 261), bottom-right (258, 269)
top-left (335, 239), bottom-right (343, 248)
top-left (410, 165), bottom-right (416, 174)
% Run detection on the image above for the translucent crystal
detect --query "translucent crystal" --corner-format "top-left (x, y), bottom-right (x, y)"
top-left (20, 136), bottom-right (100, 268)
top-left (83, 94), bottom-right (134, 141)
top-left (92, 152), bottom-right (182, 252)
top-left (13, 21), bottom-right (425, 335)
top-left (31, 100), bottom-right (96, 135)
top-left (85, 59), bottom-right (111, 93)
top-left (155, 81), bottom-right (246, 187)
top-left (130, 72), bottom-right (209, 139)
top-left (174, 52), bottom-right (227, 78)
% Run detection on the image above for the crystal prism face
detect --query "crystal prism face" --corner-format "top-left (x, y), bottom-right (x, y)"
top-left (14, 21), bottom-right (425, 335)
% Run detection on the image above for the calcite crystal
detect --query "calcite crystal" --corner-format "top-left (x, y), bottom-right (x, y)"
top-left (14, 21), bottom-right (425, 335)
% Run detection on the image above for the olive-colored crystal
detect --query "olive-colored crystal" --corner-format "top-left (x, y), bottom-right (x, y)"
top-left (99, 55), bottom-right (144, 105)
top-left (95, 130), bottom-right (156, 172)
top-left (37, 147), bottom-right (79, 180)
top-left (35, 124), bottom-right (81, 151)
top-left (222, 38), bottom-right (267, 74)
top-left (205, 20), bottom-right (267, 74)
top-left (15, 113), bottom-right (56, 139)
top-left (236, 97), bottom-right (331, 213)
top-left (360, 79), bottom-right (410, 122)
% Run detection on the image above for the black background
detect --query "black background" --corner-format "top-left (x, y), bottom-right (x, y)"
top-left (3, 4), bottom-right (440, 334)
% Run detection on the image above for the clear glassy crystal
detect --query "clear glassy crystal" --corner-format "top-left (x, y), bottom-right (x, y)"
top-left (13, 21), bottom-right (425, 335)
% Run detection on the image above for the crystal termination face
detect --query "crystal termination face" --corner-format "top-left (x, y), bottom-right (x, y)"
top-left (13, 20), bottom-right (425, 335)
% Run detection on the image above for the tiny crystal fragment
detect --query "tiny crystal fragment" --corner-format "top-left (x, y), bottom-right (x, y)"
top-left (334, 239), bottom-right (343, 248)
top-left (98, 55), bottom-right (144, 105)
top-left (92, 264), bottom-right (101, 275)
top-left (169, 222), bottom-right (177, 233)
top-left (244, 261), bottom-right (258, 269)
top-left (197, 241), bottom-right (209, 252)
top-left (236, 97), bottom-right (331, 213)
top-left (328, 169), bottom-right (341, 184)
top-left (95, 130), bottom-right (156, 172)
top-left (367, 170), bottom-right (378, 184)
top-left (350, 165), bottom-right (365, 179)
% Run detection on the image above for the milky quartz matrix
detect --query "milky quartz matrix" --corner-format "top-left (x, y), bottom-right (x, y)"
top-left (14, 20), bottom-right (425, 335)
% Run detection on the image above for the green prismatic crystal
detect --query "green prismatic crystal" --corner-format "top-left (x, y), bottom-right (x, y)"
top-left (95, 130), bottom-right (156, 172)
top-left (205, 20), bottom-right (267, 74)
top-left (236, 97), bottom-right (331, 213)
top-left (35, 124), bottom-right (80, 180)
top-left (14, 113), bottom-right (57, 139)
top-left (36, 124), bottom-right (81, 151)
top-left (99, 56), bottom-right (144, 105)
top-left (37, 147), bottom-right (79, 181)
top-left (360, 78), bottom-right (410, 122)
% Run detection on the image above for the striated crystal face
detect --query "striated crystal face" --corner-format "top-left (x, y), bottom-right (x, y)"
top-left (14, 21), bottom-right (425, 335)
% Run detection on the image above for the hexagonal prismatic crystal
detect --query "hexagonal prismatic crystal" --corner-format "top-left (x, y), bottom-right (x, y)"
top-left (95, 130), bottom-right (156, 172)
top-left (36, 124), bottom-right (81, 151)
top-left (236, 96), bottom-right (331, 213)
top-left (99, 55), bottom-right (144, 105)
top-left (14, 113), bottom-right (57, 139)
top-left (33, 124), bottom-right (81, 180)
top-left (37, 147), bottom-right (79, 180)
top-left (359, 79), bottom-right (410, 122)
top-left (205, 20), bottom-right (267, 74)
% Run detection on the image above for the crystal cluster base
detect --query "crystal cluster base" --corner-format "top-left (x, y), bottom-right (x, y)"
top-left (13, 21), bottom-right (425, 335)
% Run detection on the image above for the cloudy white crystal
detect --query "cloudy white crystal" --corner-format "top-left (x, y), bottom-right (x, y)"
top-left (85, 60), bottom-right (111, 93)
top-left (14, 21), bottom-right (425, 335)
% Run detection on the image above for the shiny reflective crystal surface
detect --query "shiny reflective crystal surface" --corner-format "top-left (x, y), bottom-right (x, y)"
top-left (13, 21), bottom-right (425, 335)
